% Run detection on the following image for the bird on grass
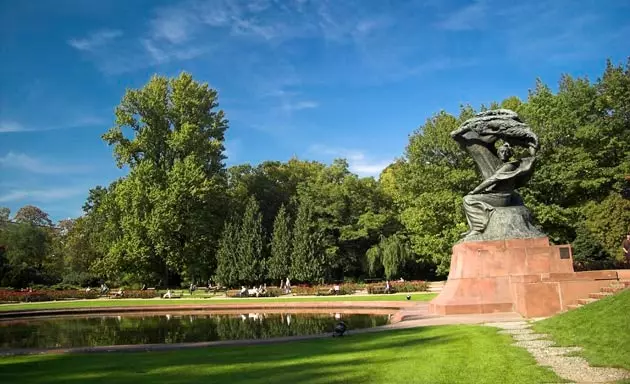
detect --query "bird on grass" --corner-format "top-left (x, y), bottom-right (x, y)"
top-left (332, 321), bottom-right (347, 337)
top-left (406, 295), bottom-right (411, 300)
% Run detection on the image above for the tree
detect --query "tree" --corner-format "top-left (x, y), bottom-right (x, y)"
top-left (268, 204), bottom-right (292, 281)
top-left (0, 222), bottom-right (56, 287)
top-left (0, 207), bottom-right (10, 223)
top-left (14, 205), bottom-right (53, 227)
top-left (390, 107), bottom-right (478, 276)
top-left (99, 72), bottom-right (229, 285)
top-left (366, 235), bottom-right (412, 279)
top-left (290, 199), bottom-right (325, 283)
top-left (236, 196), bottom-right (264, 284)
top-left (214, 219), bottom-right (239, 287)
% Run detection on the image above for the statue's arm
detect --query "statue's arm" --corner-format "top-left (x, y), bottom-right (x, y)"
top-left (469, 177), bottom-right (498, 195)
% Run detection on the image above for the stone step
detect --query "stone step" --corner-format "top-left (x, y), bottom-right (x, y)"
top-left (589, 292), bottom-right (613, 299)
top-left (566, 304), bottom-right (581, 310)
top-left (577, 298), bottom-right (598, 305)
top-left (601, 286), bottom-right (626, 293)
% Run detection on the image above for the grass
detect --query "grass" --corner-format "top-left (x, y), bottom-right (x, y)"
top-left (0, 325), bottom-right (561, 384)
top-left (533, 289), bottom-right (630, 370)
top-left (0, 293), bottom-right (437, 312)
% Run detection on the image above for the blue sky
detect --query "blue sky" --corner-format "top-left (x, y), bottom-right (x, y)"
top-left (1, 0), bottom-right (628, 222)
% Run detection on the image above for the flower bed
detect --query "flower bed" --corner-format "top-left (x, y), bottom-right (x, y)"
top-left (292, 284), bottom-right (355, 296)
top-left (366, 280), bottom-right (429, 294)
top-left (0, 289), bottom-right (99, 303)
top-left (110, 290), bottom-right (161, 299)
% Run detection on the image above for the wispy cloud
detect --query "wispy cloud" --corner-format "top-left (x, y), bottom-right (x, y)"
top-left (0, 116), bottom-right (105, 133)
top-left (309, 144), bottom-right (392, 177)
top-left (436, 0), bottom-right (487, 31)
top-left (68, 29), bottom-right (123, 51)
top-left (0, 152), bottom-right (92, 174)
top-left (0, 121), bottom-right (25, 133)
top-left (281, 100), bottom-right (318, 112)
top-left (0, 187), bottom-right (86, 203)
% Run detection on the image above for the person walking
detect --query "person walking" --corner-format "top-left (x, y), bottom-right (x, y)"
top-left (623, 232), bottom-right (630, 265)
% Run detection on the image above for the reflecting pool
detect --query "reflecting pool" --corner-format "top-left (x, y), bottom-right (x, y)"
top-left (0, 311), bottom-right (391, 349)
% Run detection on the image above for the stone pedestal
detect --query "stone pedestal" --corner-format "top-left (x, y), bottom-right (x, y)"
top-left (429, 237), bottom-right (575, 316)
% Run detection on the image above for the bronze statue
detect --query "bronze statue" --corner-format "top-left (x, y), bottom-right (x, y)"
top-left (451, 109), bottom-right (544, 241)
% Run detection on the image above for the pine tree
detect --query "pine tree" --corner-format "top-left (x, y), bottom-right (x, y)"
top-left (290, 199), bottom-right (324, 283)
top-left (214, 219), bottom-right (239, 287)
top-left (268, 204), bottom-right (292, 281)
top-left (237, 196), bottom-right (264, 284)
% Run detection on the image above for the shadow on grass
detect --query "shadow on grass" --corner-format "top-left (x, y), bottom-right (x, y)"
top-left (0, 328), bottom-right (451, 384)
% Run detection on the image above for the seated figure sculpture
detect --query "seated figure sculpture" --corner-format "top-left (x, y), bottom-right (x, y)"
top-left (451, 109), bottom-right (544, 241)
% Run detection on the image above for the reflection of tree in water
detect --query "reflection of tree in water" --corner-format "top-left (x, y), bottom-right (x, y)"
top-left (0, 313), bottom-right (389, 349)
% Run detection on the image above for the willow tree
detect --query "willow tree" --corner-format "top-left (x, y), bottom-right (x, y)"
top-left (366, 235), bottom-right (412, 280)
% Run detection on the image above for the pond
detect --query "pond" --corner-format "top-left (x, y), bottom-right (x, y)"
top-left (0, 311), bottom-right (392, 349)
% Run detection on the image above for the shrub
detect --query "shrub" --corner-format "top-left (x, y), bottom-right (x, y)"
top-left (366, 280), bottom-right (429, 294)
top-left (0, 289), bottom-right (99, 303)
top-left (110, 290), bottom-right (160, 299)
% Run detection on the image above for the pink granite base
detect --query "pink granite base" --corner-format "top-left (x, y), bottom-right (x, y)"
top-left (429, 237), bottom-right (622, 317)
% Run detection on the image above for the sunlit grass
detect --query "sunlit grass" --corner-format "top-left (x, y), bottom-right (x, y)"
top-left (0, 325), bottom-right (560, 384)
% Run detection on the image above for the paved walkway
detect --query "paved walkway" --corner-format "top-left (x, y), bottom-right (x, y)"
top-left (485, 321), bottom-right (630, 383)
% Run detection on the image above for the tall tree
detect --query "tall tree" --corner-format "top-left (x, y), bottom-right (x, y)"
top-left (14, 205), bottom-right (53, 227)
top-left (268, 204), bottom-right (292, 281)
top-left (290, 199), bottom-right (325, 283)
top-left (100, 72), bottom-right (228, 284)
top-left (237, 196), bottom-right (264, 284)
top-left (214, 219), bottom-right (239, 287)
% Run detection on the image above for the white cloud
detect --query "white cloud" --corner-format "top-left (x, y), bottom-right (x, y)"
top-left (0, 152), bottom-right (91, 174)
top-left (0, 187), bottom-right (86, 203)
top-left (281, 100), bottom-right (319, 112)
top-left (436, 0), bottom-right (487, 31)
top-left (0, 116), bottom-right (105, 133)
top-left (0, 121), bottom-right (25, 133)
top-left (309, 144), bottom-right (392, 177)
top-left (68, 29), bottom-right (123, 51)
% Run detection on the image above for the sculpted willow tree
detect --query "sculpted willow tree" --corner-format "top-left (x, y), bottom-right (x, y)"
top-left (100, 73), bottom-right (228, 284)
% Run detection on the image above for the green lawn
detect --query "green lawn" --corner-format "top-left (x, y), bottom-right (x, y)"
top-left (533, 289), bottom-right (630, 370)
top-left (0, 325), bottom-right (560, 384)
top-left (0, 293), bottom-right (437, 312)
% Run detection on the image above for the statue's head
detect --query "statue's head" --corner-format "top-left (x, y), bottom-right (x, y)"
top-left (497, 143), bottom-right (513, 162)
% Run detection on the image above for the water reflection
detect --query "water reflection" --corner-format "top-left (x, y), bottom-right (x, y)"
top-left (0, 312), bottom-right (390, 349)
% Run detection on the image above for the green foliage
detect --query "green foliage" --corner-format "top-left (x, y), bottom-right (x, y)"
top-left (13, 205), bottom-right (53, 227)
top-left (236, 196), bottom-right (265, 284)
top-left (96, 72), bottom-right (228, 285)
top-left (214, 219), bottom-right (239, 287)
top-left (290, 198), bottom-right (325, 283)
top-left (267, 204), bottom-right (292, 280)
top-left (7, 58), bottom-right (629, 287)
top-left (366, 235), bottom-right (413, 279)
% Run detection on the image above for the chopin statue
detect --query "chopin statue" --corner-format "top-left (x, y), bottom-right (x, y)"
top-left (450, 109), bottom-right (544, 241)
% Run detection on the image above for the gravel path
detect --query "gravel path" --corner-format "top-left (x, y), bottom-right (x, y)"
top-left (486, 321), bottom-right (630, 383)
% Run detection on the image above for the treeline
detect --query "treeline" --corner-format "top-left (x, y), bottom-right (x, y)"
top-left (1, 59), bottom-right (629, 289)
